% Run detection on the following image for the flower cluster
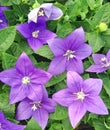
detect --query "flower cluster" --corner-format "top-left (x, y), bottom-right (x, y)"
top-left (0, 2), bottom-right (109, 130)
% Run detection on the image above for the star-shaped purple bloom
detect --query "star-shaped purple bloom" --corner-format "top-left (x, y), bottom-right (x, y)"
top-left (16, 87), bottom-right (56, 130)
top-left (17, 18), bottom-right (56, 51)
top-left (53, 71), bottom-right (108, 128)
top-left (47, 27), bottom-right (92, 75)
top-left (28, 3), bottom-right (63, 23)
top-left (0, 52), bottom-right (51, 104)
top-left (86, 50), bottom-right (110, 73)
top-left (0, 6), bottom-right (9, 30)
top-left (0, 111), bottom-right (25, 130)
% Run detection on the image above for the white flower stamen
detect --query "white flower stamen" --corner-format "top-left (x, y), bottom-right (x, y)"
top-left (38, 9), bottom-right (45, 16)
top-left (63, 50), bottom-right (76, 60)
top-left (22, 76), bottom-right (30, 85)
top-left (74, 89), bottom-right (88, 101)
top-left (76, 91), bottom-right (86, 100)
top-left (0, 19), bottom-right (3, 23)
top-left (32, 30), bottom-right (39, 38)
top-left (101, 57), bottom-right (110, 67)
top-left (31, 104), bottom-right (37, 111)
top-left (31, 101), bottom-right (41, 111)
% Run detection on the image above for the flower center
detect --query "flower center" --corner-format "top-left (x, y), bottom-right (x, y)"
top-left (63, 50), bottom-right (76, 60)
top-left (32, 30), bottom-right (39, 38)
top-left (0, 19), bottom-right (3, 23)
top-left (38, 8), bottom-right (45, 16)
top-left (76, 91), bottom-right (86, 100)
top-left (74, 90), bottom-right (88, 101)
top-left (31, 101), bottom-right (41, 111)
top-left (22, 76), bottom-right (30, 85)
top-left (101, 57), bottom-right (110, 67)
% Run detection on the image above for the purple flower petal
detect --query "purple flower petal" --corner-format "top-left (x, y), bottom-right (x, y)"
top-left (28, 38), bottom-right (42, 51)
top-left (68, 101), bottom-right (86, 128)
top-left (85, 96), bottom-right (108, 115)
top-left (42, 86), bottom-right (48, 99)
top-left (0, 111), bottom-right (5, 120)
top-left (106, 49), bottom-right (110, 61)
top-left (48, 5), bottom-right (63, 20)
top-left (29, 19), bottom-right (46, 31)
top-left (7, 120), bottom-right (26, 130)
top-left (28, 8), bottom-right (39, 23)
top-left (0, 68), bottom-right (21, 86)
top-left (16, 99), bottom-right (32, 120)
top-left (41, 3), bottom-right (53, 18)
top-left (67, 71), bottom-right (83, 92)
top-left (0, 14), bottom-right (8, 30)
top-left (83, 78), bottom-right (102, 95)
top-left (38, 30), bottom-right (56, 43)
top-left (48, 56), bottom-right (66, 75)
top-left (86, 64), bottom-right (108, 73)
top-left (15, 52), bottom-right (34, 75)
top-left (31, 68), bottom-right (52, 85)
top-left (0, 110), bottom-right (25, 130)
top-left (66, 58), bottom-right (84, 74)
top-left (53, 88), bottom-right (74, 107)
top-left (42, 98), bottom-right (56, 113)
top-left (75, 44), bottom-right (92, 60)
top-left (65, 27), bottom-right (85, 50)
top-left (0, 6), bottom-right (9, 12)
top-left (92, 54), bottom-right (105, 64)
top-left (28, 84), bottom-right (43, 101)
top-left (48, 38), bottom-right (65, 56)
top-left (16, 23), bottom-right (31, 38)
top-left (10, 85), bottom-right (27, 104)
top-left (32, 108), bottom-right (48, 130)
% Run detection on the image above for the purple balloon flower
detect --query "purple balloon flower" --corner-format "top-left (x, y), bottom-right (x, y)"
top-left (28, 3), bottom-right (63, 23)
top-left (0, 52), bottom-right (51, 104)
top-left (86, 50), bottom-right (110, 73)
top-left (0, 111), bottom-right (25, 130)
top-left (17, 18), bottom-right (56, 51)
top-left (16, 87), bottom-right (56, 130)
top-left (0, 6), bottom-right (9, 30)
top-left (47, 27), bottom-right (92, 75)
top-left (53, 71), bottom-right (108, 128)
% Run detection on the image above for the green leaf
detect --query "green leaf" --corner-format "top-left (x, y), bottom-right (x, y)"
top-left (56, 22), bottom-right (73, 38)
top-left (4, 10), bottom-right (17, 26)
top-left (35, 62), bottom-right (49, 70)
top-left (86, 0), bottom-right (95, 10)
top-left (62, 118), bottom-right (73, 130)
top-left (0, 0), bottom-right (12, 6)
top-left (2, 53), bottom-right (17, 69)
top-left (0, 26), bottom-right (16, 53)
top-left (99, 77), bottom-right (110, 97)
top-left (35, 45), bottom-right (54, 60)
top-left (102, 29), bottom-right (110, 48)
top-left (49, 123), bottom-right (64, 130)
top-left (46, 72), bottom-right (66, 87)
top-left (25, 118), bottom-right (41, 130)
top-left (0, 85), bottom-right (15, 121)
top-left (54, 2), bottom-right (67, 14)
top-left (93, 3), bottom-right (110, 24)
top-left (93, 119), bottom-right (108, 130)
top-left (86, 31), bottom-right (105, 53)
top-left (50, 105), bottom-right (68, 120)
